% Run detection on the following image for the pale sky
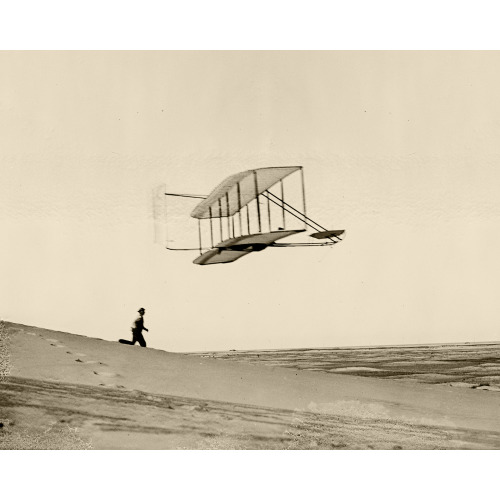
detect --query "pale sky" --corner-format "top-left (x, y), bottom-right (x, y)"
top-left (2, 51), bottom-right (500, 351)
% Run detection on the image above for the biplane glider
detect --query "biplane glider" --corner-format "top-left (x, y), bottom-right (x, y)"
top-left (162, 166), bottom-right (344, 265)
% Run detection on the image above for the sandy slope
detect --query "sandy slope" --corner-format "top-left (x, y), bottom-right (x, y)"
top-left (1, 321), bottom-right (500, 449)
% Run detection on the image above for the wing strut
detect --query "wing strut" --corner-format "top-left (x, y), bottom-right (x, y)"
top-left (237, 182), bottom-right (242, 235)
top-left (300, 167), bottom-right (307, 230)
top-left (280, 180), bottom-right (286, 228)
top-left (266, 190), bottom-right (271, 231)
top-left (198, 219), bottom-right (202, 255)
top-left (225, 192), bottom-right (231, 237)
top-left (209, 207), bottom-right (214, 247)
top-left (218, 199), bottom-right (223, 240)
top-left (253, 170), bottom-right (262, 232)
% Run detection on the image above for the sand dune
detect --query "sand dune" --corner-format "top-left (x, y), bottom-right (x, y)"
top-left (1, 321), bottom-right (499, 449)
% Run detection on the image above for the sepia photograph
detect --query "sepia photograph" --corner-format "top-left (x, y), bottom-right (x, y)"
top-left (2, 49), bottom-right (500, 455)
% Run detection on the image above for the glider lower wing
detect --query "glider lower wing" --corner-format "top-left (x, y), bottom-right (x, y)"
top-left (193, 248), bottom-right (250, 265)
top-left (193, 229), bottom-right (304, 265)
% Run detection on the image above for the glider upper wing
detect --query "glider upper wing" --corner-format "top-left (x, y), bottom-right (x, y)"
top-left (190, 166), bottom-right (301, 219)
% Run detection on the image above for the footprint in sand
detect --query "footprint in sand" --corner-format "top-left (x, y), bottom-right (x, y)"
top-left (66, 349), bottom-right (118, 377)
top-left (98, 383), bottom-right (127, 389)
top-left (46, 338), bottom-right (67, 349)
top-left (93, 370), bottom-right (119, 378)
top-left (73, 357), bottom-right (107, 366)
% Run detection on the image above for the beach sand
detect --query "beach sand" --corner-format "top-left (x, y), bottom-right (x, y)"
top-left (190, 343), bottom-right (500, 390)
top-left (1, 321), bottom-right (499, 449)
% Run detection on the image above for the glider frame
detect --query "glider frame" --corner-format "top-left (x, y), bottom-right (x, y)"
top-left (162, 166), bottom-right (344, 264)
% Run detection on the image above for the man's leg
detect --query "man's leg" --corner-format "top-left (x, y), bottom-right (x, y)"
top-left (131, 330), bottom-right (139, 345)
top-left (132, 330), bottom-right (147, 347)
top-left (136, 332), bottom-right (147, 347)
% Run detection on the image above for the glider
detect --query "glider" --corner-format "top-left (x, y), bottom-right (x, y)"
top-left (162, 166), bottom-right (344, 265)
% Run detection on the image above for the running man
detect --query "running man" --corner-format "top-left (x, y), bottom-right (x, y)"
top-left (119, 307), bottom-right (149, 347)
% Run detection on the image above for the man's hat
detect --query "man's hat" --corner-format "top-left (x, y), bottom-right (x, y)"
top-left (138, 308), bottom-right (145, 313)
